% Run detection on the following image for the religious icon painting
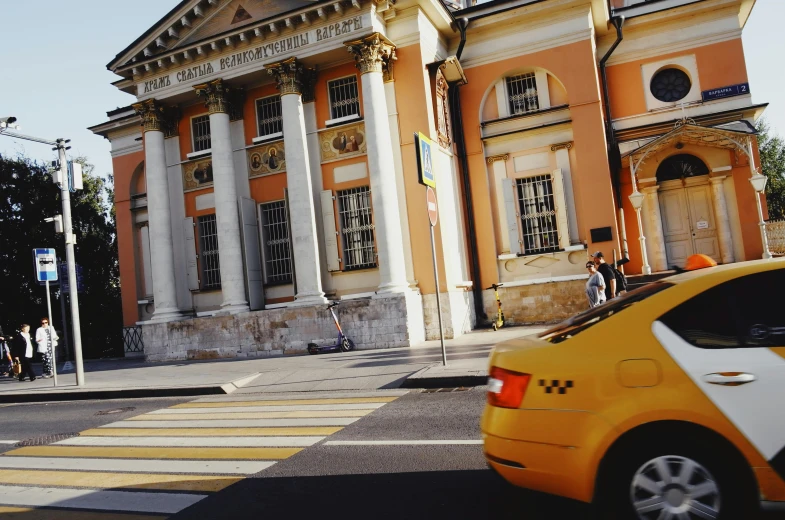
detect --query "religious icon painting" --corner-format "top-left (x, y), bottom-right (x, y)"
top-left (319, 122), bottom-right (367, 162)
top-left (248, 141), bottom-right (286, 177)
top-left (183, 158), bottom-right (214, 191)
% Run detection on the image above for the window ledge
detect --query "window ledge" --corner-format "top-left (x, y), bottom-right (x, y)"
top-left (325, 114), bottom-right (361, 127)
top-left (187, 149), bottom-right (212, 160)
top-left (252, 132), bottom-right (283, 144)
top-left (564, 244), bottom-right (586, 252)
top-left (340, 291), bottom-right (376, 301)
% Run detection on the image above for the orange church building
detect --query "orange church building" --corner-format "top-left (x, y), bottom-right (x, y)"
top-left (90, 0), bottom-right (769, 359)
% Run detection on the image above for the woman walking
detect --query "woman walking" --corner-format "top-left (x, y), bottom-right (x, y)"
top-left (35, 317), bottom-right (58, 378)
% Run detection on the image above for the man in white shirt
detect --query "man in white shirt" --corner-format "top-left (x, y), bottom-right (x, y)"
top-left (35, 317), bottom-right (58, 379)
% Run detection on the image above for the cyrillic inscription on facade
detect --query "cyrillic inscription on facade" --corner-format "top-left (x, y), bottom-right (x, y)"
top-left (137, 15), bottom-right (364, 97)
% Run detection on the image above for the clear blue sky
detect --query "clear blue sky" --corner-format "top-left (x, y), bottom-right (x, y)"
top-left (0, 1), bottom-right (782, 180)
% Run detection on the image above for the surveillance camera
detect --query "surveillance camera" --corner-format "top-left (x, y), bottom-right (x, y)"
top-left (0, 116), bottom-right (19, 130)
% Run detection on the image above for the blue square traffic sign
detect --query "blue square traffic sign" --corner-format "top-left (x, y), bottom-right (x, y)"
top-left (33, 248), bottom-right (58, 282)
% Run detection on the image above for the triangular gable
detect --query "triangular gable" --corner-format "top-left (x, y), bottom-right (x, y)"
top-left (176, 0), bottom-right (314, 48)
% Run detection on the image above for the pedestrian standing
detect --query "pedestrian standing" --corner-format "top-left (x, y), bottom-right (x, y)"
top-left (0, 325), bottom-right (12, 377)
top-left (591, 251), bottom-right (616, 301)
top-left (11, 324), bottom-right (36, 382)
top-left (585, 261), bottom-right (607, 308)
top-left (35, 317), bottom-right (58, 378)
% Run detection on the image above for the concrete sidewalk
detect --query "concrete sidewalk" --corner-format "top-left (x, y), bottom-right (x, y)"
top-left (0, 325), bottom-right (545, 402)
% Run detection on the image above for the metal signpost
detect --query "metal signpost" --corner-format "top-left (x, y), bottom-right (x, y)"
top-left (415, 132), bottom-right (447, 366)
top-left (33, 248), bottom-right (59, 386)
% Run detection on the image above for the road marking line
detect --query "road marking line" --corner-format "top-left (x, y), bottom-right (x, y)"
top-left (130, 410), bottom-right (373, 420)
top-left (0, 441), bottom-right (18, 445)
top-left (152, 403), bottom-right (386, 413)
top-left (0, 506), bottom-right (168, 520)
top-left (56, 436), bottom-right (325, 448)
top-left (171, 397), bottom-right (397, 408)
top-left (323, 440), bottom-right (485, 446)
top-left (80, 427), bottom-right (342, 437)
top-left (0, 484), bottom-right (206, 514)
top-left (100, 418), bottom-right (359, 428)
top-left (4, 446), bottom-right (302, 460)
top-left (0, 470), bottom-right (241, 493)
top-left (0, 457), bottom-right (274, 475)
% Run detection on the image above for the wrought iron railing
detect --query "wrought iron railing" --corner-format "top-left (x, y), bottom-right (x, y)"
top-left (122, 326), bottom-right (144, 355)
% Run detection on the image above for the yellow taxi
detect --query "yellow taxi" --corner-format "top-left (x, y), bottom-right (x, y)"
top-left (481, 257), bottom-right (785, 519)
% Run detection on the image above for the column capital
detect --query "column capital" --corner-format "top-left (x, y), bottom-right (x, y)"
top-left (641, 185), bottom-right (660, 194)
top-left (266, 57), bottom-right (316, 99)
top-left (550, 141), bottom-right (573, 152)
top-left (133, 99), bottom-right (165, 133)
top-left (194, 79), bottom-right (231, 115)
top-left (486, 154), bottom-right (509, 164)
top-left (345, 33), bottom-right (396, 80)
top-left (709, 175), bottom-right (728, 184)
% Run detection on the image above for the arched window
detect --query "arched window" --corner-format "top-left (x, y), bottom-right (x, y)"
top-left (656, 154), bottom-right (709, 182)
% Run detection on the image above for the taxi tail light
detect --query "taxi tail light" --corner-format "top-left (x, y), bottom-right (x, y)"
top-left (487, 367), bottom-right (531, 409)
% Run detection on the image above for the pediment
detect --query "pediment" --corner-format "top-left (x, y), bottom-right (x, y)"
top-left (110, 0), bottom-right (327, 73)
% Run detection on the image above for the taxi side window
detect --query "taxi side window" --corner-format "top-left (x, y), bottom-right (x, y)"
top-left (659, 270), bottom-right (785, 349)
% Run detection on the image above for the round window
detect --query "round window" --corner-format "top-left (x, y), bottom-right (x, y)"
top-left (650, 68), bottom-right (692, 103)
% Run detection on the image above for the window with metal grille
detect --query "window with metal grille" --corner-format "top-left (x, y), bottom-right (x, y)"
top-left (337, 186), bottom-right (376, 270)
top-left (259, 201), bottom-right (293, 284)
top-left (328, 76), bottom-right (360, 120)
top-left (198, 214), bottom-right (221, 289)
top-left (516, 175), bottom-right (559, 254)
top-left (192, 115), bottom-right (212, 152)
top-left (506, 73), bottom-right (539, 115)
top-left (256, 95), bottom-right (283, 138)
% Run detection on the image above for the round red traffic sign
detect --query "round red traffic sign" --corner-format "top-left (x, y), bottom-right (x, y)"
top-left (426, 186), bottom-right (438, 227)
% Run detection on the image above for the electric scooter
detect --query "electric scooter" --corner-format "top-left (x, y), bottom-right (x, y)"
top-left (486, 283), bottom-right (505, 331)
top-left (307, 301), bottom-right (355, 355)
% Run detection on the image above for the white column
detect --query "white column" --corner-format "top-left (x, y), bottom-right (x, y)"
top-left (641, 186), bottom-right (667, 272)
top-left (709, 176), bottom-right (735, 264)
top-left (267, 58), bottom-right (326, 304)
top-left (347, 33), bottom-right (409, 294)
top-left (489, 156), bottom-right (510, 253)
top-left (194, 80), bottom-right (249, 313)
top-left (132, 100), bottom-right (184, 322)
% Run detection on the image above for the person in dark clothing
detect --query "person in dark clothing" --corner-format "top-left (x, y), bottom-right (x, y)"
top-left (10, 324), bottom-right (36, 382)
top-left (591, 251), bottom-right (616, 301)
top-left (0, 325), bottom-right (12, 376)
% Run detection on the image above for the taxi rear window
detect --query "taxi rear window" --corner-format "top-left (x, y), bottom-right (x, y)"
top-left (538, 282), bottom-right (674, 344)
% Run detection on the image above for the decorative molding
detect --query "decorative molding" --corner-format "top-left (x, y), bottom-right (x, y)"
top-left (435, 69), bottom-right (451, 149)
top-left (266, 57), bottom-right (315, 97)
top-left (132, 99), bottom-right (165, 133)
top-left (193, 79), bottom-right (231, 115)
top-left (550, 142), bottom-right (573, 152)
top-left (486, 154), bottom-right (509, 164)
top-left (345, 32), bottom-right (396, 80)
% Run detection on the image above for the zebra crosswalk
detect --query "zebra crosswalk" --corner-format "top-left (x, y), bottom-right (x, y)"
top-left (0, 392), bottom-right (402, 518)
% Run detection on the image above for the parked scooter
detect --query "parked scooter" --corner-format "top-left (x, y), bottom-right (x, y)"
top-left (307, 301), bottom-right (355, 355)
top-left (486, 283), bottom-right (505, 331)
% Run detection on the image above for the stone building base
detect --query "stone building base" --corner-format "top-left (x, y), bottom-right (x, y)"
top-left (482, 279), bottom-right (587, 326)
top-left (141, 292), bottom-right (424, 362)
top-left (422, 291), bottom-right (475, 340)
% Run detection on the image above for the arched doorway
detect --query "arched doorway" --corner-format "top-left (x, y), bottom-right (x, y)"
top-left (656, 154), bottom-right (721, 268)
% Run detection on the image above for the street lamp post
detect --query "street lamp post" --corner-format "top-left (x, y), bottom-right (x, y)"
top-left (1, 120), bottom-right (86, 386)
top-left (628, 190), bottom-right (652, 275)
top-left (750, 172), bottom-right (772, 260)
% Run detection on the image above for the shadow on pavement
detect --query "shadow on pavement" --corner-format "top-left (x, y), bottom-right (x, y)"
top-left (169, 469), bottom-right (592, 520)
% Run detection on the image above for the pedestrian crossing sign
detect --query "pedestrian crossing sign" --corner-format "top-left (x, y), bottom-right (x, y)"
top-left (415, 132), bottom-right (436, 188)
top-left (33, 248), bottom-right (58, 282)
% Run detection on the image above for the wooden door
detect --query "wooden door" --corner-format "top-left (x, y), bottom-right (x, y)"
top-left (685, 184), bottom-right (721, 263)
top-left (659, 189), bottom-right (693, 269)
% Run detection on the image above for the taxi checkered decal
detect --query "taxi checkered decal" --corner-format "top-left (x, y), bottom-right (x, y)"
top-left (539, 379), bottom-right (574, 394)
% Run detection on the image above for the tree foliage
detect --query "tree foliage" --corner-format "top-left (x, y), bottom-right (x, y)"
top-left (0, 154), bottom-right (122, 358)
top-left (758, 119), bottom-right (785, 220)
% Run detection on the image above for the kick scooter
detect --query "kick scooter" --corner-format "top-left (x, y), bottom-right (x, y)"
top-left (486, 283), bottom-right (505, 331)
top-left (307, 301), bottom-right (355, 355)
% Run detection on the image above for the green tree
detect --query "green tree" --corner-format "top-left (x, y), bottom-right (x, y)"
top-left (0, 154), bottom-right (122, 358)
top-left (757, 119), bottom-right (785, 220)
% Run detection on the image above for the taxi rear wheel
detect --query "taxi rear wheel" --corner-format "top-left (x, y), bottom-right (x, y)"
top-left (598, 437), bottom-right (758, 520)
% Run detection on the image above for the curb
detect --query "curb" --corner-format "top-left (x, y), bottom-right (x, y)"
top-left (400, 375), bottom-right (488, 389)
top-left (0, 373), bottom-right (261, 404)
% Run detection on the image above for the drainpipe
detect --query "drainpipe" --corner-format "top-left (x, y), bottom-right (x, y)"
top-left (599, 16), bottom-right (625, 207)
top-left (446, 16), bottom-right (486, 323)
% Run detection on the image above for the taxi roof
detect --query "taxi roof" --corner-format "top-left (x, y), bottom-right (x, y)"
top-left (661, 257), bottom-right (785, 284)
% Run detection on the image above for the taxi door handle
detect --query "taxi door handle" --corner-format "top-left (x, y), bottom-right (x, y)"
top-left (702, 373), bottom-right (756, 386)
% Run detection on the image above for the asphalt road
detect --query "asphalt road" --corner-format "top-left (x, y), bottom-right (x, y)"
top-left (1, 390), bottom-right (782, 519)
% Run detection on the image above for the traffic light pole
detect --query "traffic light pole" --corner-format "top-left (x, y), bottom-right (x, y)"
top-left (57, 140), bottom-right (85, 387)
